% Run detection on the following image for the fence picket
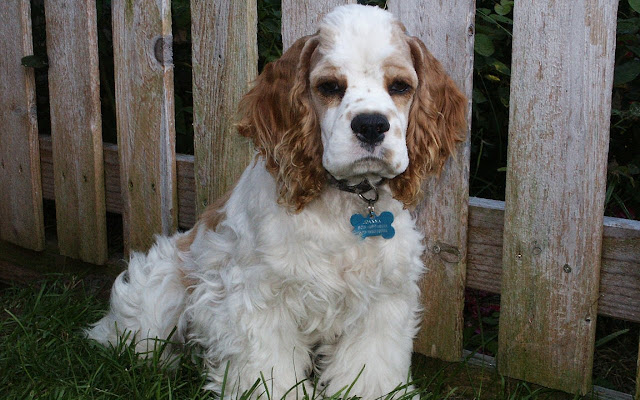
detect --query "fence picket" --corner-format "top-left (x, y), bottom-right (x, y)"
top-left (0, 1), bottom-right (45, 251)
top-left (112, 0), bottom-right (177, 253)
top-left (387, 0), bottom-right (475, 361)
top-left (191, 0), bottom-right (256, 215)
top-left (498, 0), bottom-right (618, 394)
top-left (44, 0), bottom-right (107, 264)
top-left (281, 0), bottom-right (354, 50)
top-left (466, 198), bottom-right (640, 323)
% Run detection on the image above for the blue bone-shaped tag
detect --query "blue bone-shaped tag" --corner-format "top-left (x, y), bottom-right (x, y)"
top-left (350, 211), bottom-right (395, 239)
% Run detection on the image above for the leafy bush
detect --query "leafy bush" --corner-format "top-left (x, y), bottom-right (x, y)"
top-left (472, 0), bottom-right (640, 219)
top-left (469, 1), bottom-right (513, 200)
top-left (609, 0), bottom-right (640, 219)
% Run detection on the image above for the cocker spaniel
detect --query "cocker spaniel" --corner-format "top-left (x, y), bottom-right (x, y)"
top-left (88, 4), bottom-right (466, 399)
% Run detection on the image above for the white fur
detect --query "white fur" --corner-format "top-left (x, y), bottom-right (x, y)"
top-left (88, 5), bottom-right (427, 399)
top-left (313, 5), bottom-right (416, 185)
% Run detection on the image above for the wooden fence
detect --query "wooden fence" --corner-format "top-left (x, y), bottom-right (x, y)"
top-left (0, 0), bottom-right (639, 396)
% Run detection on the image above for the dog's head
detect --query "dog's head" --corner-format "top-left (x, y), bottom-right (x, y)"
top-left (238, 4), bottom-right (466, 211)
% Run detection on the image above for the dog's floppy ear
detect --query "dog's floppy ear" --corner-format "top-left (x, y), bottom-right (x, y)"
top-left (389, 35), bottom-right (467, 207)
top-left (237, 35), bottom-right (324, 212)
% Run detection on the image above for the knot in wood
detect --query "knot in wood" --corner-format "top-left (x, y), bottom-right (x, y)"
top-left (432, 241), bottom-right (461, 264)
top-left (153, 35), bottom-right (173, 66)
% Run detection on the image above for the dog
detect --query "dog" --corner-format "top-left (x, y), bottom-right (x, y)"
top-left (88, 4), bottom-right (466, 399)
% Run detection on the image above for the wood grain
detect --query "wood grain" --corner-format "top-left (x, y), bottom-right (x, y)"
top-left (466, 198), bottom-right (504, 294)
top-left (112, 0), bottom-right (177, 253)
top-left (190, 0), bottom-right (256, 215)
top-left (0, 0), bottom-right (45, 251)
top-left (388, 0), bottom-right (475, 361)
top-left (37, 138), bottom-right (640, 324)
top-left (497, 0), bottom-right (619, 394)
top-left (281, 0), bottom-right (355, 50)
top-left (44, 0), bottom-right (107, 264)
top-left (39, 137), bottom-right (195, 229)
top-left (466, 197), bottom-right (640, 324)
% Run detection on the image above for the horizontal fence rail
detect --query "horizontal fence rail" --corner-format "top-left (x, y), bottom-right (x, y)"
top-left (1, 0), bottom-right (639, 397)
top-left (37, 135), bottom-right (640, 326)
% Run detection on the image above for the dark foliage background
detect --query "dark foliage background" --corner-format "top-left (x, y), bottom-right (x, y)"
top-left (27, 0), bottom-right (640, 219)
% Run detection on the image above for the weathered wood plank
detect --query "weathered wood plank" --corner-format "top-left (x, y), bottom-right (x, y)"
top-left (44, 0), bottom-right (107, 264)
top-left (112, 0), bottom-right (177, 252)
top-left (466, 197), bottom-right (504, 294)
top-left (0, 0), bottom-right (45, 251)
top-left (388, 0), bottom-right (474, 361)
top-left (598, 218), bottom-right (640, 322)
top-left (176, 153), bottom-right (196, 228)
top-left (466, 197), bottom-right (640, 323)
top-left (39, 136), bottom-right (196, 229)
top-left (281, 0), bottom-right (355, 50)
top-left (497, 1), bottom-right (619, 394)
top-left (191, 0), bottom-right (256, 215)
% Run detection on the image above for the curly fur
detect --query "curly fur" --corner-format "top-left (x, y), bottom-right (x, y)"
top-left (87, 5), bottom-right (466, 399)
top-left (389, 37), bottom-right (467, 207)
top-left (237, 36), bottom-right (325, 211)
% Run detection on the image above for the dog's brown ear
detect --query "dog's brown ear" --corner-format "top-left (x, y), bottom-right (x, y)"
top-left (237, 35), bottom-right (324, 211)
top-left (389, 36), bottom-right (467, 207)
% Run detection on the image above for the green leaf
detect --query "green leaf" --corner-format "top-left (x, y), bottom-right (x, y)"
top-left (21, 55), bottom-right (48, 69)
top-left (491, 14), bottom-right (514, 24)
top-left (595, 328), bottom-right (629, 348)
top-left (481, 316), bottom-right (498, 325)
top-left (475, 34), bottom-right (495, 57)
top-left (498, 86), bottom-right (510, 107)
top-left (628, 45), bottom-right (640, 58)
top-left (491, 60), bottom-right (511, 76)
top-left (629, 0), bottom-right (640, 13)
top-left (617, 18), bottom-right (640, 35)
top-left (485, 341), bottom-right (499, 355)
top-left (614, 60), bottom-right (640, 85)
top-left (494, 3), bottom-right (512, 15)
top-left (472, 89), bottom-right (487, 104)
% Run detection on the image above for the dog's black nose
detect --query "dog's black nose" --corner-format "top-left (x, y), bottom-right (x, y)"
top-left (351, 113), bottom-right (390, 146)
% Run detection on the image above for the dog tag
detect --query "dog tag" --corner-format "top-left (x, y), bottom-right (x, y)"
top-left (350, 211), bottom-right (395, 239)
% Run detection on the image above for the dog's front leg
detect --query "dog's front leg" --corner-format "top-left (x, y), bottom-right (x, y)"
top-left (199, 298), bottom-right (313, 400)
top-left (318, 292), bottom-right (420, 399)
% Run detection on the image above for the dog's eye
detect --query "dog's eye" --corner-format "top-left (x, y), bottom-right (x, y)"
top-left (388, 80), bottom-right (411, 95)
top-left (317, 81), bottom-right (345, 97)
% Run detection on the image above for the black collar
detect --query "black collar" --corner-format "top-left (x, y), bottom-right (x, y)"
top-left (327, 174), bottom-right (386, 195)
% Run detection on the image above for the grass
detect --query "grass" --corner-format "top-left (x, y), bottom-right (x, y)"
top-left (0, 274), bottom-right (624, 399)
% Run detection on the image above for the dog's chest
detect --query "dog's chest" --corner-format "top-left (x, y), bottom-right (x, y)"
top-left (265, 206), bottom-right (421, 333)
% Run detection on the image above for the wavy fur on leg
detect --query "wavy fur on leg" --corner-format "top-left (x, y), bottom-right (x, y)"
top-left (86, 234), bottom-right (189, 361)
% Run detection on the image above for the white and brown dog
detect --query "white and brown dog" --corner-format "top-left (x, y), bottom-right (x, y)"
top-left (88, 4), bottom-right (465, 399)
